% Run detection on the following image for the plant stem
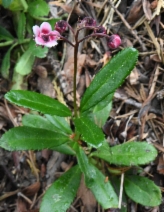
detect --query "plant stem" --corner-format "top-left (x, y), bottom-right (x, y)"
top-left (73, 34), bottom-right (79, 117)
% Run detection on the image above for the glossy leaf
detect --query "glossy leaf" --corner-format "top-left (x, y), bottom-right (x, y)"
top-left (28, 0), bottom-right (49, 17)
top-left (124, 175), bottom-right (161, 206)
top-left (92, 141), bottom-right (157, 166)
top-left (74, 116), bottom-right (104, 148)
top-left (92, 101), bottom-right (112, 127)
top-left (94, 92), bottom-right (114, 111)
top-left (0, 126), bottom-right (70, 151)
top-left (76, 145), bottom-right (118, 209)
top-left (22, 114), bottom-right (75, 155)
top-left (5, 90), bottom-right (71, 117)
top-left (45, 114), bottom-right (72, 135)
top-left (80, 48), bottom-right (138, 113)
top-left (40, 165), bottom-right (81, 212)
top-left (0, 26), bottom-right (14, 41)
top-left (14, 48), bottom-right (35, 75)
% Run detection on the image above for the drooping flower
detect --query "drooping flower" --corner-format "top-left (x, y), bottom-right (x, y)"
top-left (33, 22), bottom-right (61, 48)
top-left (82, 17), bottom-right (97, 27)
top-left (94, 26), bottom-right (106, 35)
top-left (55, 20), bottom-right (68, 33)
top-left (107, 34), bottom-right (121, 49)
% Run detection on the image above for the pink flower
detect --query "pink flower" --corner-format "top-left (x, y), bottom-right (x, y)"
top-left (55, 20), bottom-right (68, 33)
top-left (32, 22), bottom-right (61, 48)
top-left (107, 34), bottom-right (121, 49)
top-left (81, 17), bottom-right (97, 27)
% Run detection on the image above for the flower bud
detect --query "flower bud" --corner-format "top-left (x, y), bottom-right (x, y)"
top-left (55, 20), bottom-right (68, 33)
top-left (94, 26), bottom-right (106, 34)
top-left (107, 34), bottom-right (121, 49)
top-left (82, 17), bottom-right (97, 27)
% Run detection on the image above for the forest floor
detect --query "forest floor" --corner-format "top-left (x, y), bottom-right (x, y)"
top-left (0, 0), bottom-right (164, 212)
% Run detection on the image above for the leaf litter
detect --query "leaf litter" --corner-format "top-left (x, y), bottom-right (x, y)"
top-left (0, 0), bottom-right (164, 211)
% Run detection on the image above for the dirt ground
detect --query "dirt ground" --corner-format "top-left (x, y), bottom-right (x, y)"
top-left (0, 0), bottom-right (164, 211)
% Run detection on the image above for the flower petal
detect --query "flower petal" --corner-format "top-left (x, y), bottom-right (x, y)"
top-left (51, 30), bottom-right (61, 37)
top-left (33, 25), bottom-right (40, 36)
top-left (35, 37), bottom-right (45, 46)
top-left (40, 22), bottom-right (52, 34)
top-left (44, 40), bottom-right (58, 47)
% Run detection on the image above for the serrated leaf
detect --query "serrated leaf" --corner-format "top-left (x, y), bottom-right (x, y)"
top-left (124, 175), bottom-right (161, 206)
top-left (30, 40), bottom-right (48, 58)
top-left (14, 48), bottom-right (35, 75)
top-left (45, 114), bottom-right (72, 135)
top-left (40, 165), bottom-right (81, 212)
top-left (76, 145), bottom-right (118, 209)
top-left (5, 90), bottom-right (71, 117)
top-left (80, 48), bottom-right (138, 113)
top-left (92, 142), bottom-right (157, 166)
top-left (74, 116), bottom-right (104, 148)
top-left (0, 26), bottom-right (14, 41)
top-left (28, 0), bottom-right (49, 17)
top-left (22, 114), bottom-right (74, 155)
top-left (0, 126), bottom-right (70, 151)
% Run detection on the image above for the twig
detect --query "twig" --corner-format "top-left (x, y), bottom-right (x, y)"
top-left (118, 173), bottom-right (124, 209)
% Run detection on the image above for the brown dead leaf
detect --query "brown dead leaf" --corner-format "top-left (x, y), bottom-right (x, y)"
top-left (22, 182), bottom-right (40, 197)
top-left (152, 0), bottom-right (164, 16)
top-left (157, 155), bottom-right (164, 175)
top-left (126, 0), bottom-right (144, 24)
top-left (34, 65), bottom-right (47, 78)
top-left (150, 0), bottom-right (158, 9)
top-left (15, 197), bottom-right (27, 212)
top-left (77, 175), bottom-right (97, 212)
top-left (128, 68), bottom-right (139, 85)
top-left (150, 53), bottom-right (163, 62)
top-left (142, 0), bottom-right (152, 21)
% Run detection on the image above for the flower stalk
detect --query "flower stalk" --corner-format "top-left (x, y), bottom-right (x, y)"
top-left (32, 18), bottom-right (121, 118)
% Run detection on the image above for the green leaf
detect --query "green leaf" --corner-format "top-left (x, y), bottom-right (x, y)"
top-left (1, 44), bottom-right (16, 79)
top-left (0, 26), bottom-right (14, 41)
top-left (74, 116), bottom-right (104, 148)
top-left (111, 177), bottom-right (127, 212)
top-left (124, 175), bottom-right (161, 206)
top-left (5, 90), bottom-right (71, 117)
top-left (28, 0), bottom-right (49, 17)
top-left (2, 0), bottom-right (13, 8)
top-left (22, 114), bottom-right (75, 154)
top-left (13, 11), bottom-right (26, 42)
top-left (80, 48), bottom-right (138, 113)
top-left (11, 71), bottom-right (27, 90)
top-left (94, 92), bottom-right (114, 111)
top-left (76, 145), bottom-right (118, 209)
top-left (92, 142), bottom-right (157, 166)
top-left (40, 165), bottom-right (81, 212)
top-left (92, 101), bottom-right (112, 127)
top-left (0, 126), bottom-right (70, 151)
top-left (14, 47), bottom-right (35, 75)
top-left (30, 40), bottom-right (48, 58)
top-left (45, 114), bottom-right (72, 135)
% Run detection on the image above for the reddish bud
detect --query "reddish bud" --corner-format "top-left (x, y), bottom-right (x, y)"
top-left (94, 26), bottom-right (106, 35)
top-left (55, 20), bottom-right (68, 33)
top-left (82, 17), bottom-right (97, 27)
top-left (107, 34), bottom-right (121, 49)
